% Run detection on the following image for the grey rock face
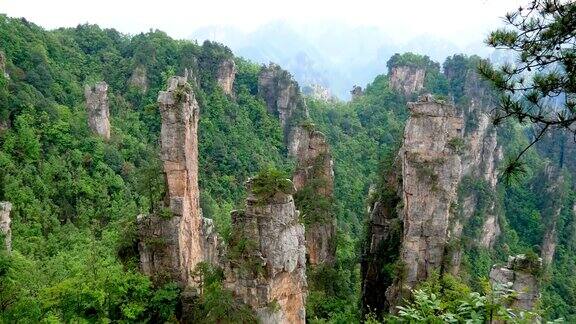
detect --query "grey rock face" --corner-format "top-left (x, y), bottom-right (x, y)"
top-left (129, 65), bottom-right (148, 93)
top-left (225, 180), bottom-right (307, 324)
top-left (85, 82), bottom-right (111, 140)
top-left (385, 96), bottom-right (463, 307)
top-left (489, 255), bottom-right (542, 311)
top-left (216, 59), bottom-right (236, 96)
top-left (0, 202), bottom-right (12, 252)
top-left (258, 63), bottom-right (309, 138)
top-left (290, 126), bottom-right (336, 265)
top-left (389, 66), bottom-right (425, 95)
top-left (0, 51), bottom-right (8, 78)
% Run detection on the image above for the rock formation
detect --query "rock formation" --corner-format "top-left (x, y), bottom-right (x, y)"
top-left (291, 126), bottom-right (336, 265)
top-left (225, 179), bottom-right (307, 324)
top-left (444, 62), bottom-right (504, 274)
top-left (0, 51), bottom-right (8, 78)
top-left (84, 82), bottom-right (111, 140)
top-left (389, 66), bottom-right (425, 95)
top-left (216, 58), bottom-right (236, 96)
top-left (350, 85), bottom-right (364, 100)
top-left (489, 254), bottom-right (542, 311)
top-left (0, 202), bottom-right (11, 252)
top-left (258, 63), bottom-right (309, 139)
top-left (129, 65), bottom-right (148, 93)
top-left (536, 164), bottom-right (566, 266)
top-left (361, 95), bottom-right (464, 313)
top-left (393, 95), bottom-right (463, 299)
top-left (138, 73), bottom-right (219, 286)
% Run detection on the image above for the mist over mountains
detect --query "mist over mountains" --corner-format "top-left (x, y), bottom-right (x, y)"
top-left (190, 21), bottom-right (494, 99)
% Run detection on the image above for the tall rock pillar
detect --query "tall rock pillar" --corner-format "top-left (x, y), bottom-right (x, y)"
top-left (84, 82), bottom-right (111, 140)
top-left (0, 202), bottom-right (11, 252)
top-left (225, 178), bottom-right (307, 324)
top-left (138, 74), bottom-right (218, 286)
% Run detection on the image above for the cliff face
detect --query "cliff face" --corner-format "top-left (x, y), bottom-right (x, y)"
top-left (258, 63), bottom-right (309, 139)
top-left (129, 65), bottom-right (148, 93)
top-left (291, 126), bottom-right (336, 265)
top-left (489, 255), bottom-right (542, 311)
top-left (138, 74), bottom-right (219, 286)
top-left (225, 180), bottom-right (307, 324)
top-left (361, 95), bottom-right (464, 313)
top-left (389, 66), bottom-right (425, 95)
top-left (0, 202), bottom-right (11, 252)
top-left (392, 95), bottom-right (463, 300)
top-left (0, 51), bottom-right (8, 78)
top-left (84, 82), bottom-right (111, 140)
top-left (537, 165), bottom-right (566, 266)
top-left (216, 58), bottom-right (236, 96)
top-left (446, 66), bottom-right (503, 274)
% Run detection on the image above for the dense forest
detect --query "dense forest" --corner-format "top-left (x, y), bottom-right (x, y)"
top-left (0, 11), bottom-right (575, 323)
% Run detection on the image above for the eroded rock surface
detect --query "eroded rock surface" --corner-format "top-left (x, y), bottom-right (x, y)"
top-left (489, 255), bottom-right (542, 311)
top-left (216, 58), bottom-right (236, 96)
top-left (389, 66), bottom-right (425, 95)
top-left (392, 95), bottom-right (463, 299)
top-left (225, 180), bottom-right (307, 324)
top-left (85, 82), bottom-right (111, 140)
top-left (0, 202), bottom-right (12, 252)
top-left (291, 126), bottom-right (336, 265)
top-left (138, 74), bottom-right (219, 286)
top-left (258, 63), bottom-right (309, 138)
top-left (129, 65), bottom-right (148, 93)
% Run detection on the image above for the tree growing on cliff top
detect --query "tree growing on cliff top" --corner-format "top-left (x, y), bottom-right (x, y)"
top-left (479, 0), bottom-right (576, 176)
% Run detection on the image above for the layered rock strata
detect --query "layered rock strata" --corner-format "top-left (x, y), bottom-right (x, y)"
top-left (225, 180), bottom-right (307, 324)
top-left (85, 82), bottom-right (111, 140)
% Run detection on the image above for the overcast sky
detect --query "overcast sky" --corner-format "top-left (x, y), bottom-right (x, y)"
top-left (1, 0), bottom-right (526, 46)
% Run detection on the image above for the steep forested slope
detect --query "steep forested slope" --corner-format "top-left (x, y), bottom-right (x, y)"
top-left (0, 15), bottom-right (288, 322)
top-left (1, 14), bottom-right (575, 323)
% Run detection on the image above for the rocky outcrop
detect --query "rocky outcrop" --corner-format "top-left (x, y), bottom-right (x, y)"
top-left (84, 82), bottom-right (111, 140)
top-left (216, 58), bottom-right (236, 96)
top-left (0, 51), bottom-right (8, 78)
top-left (129, 65), bottom-right (148, 93)
top-left (389, 66), bottom-right (425, 95)
top-left (138, 73), bottom-right (219, 286)
top-left (445, 63), bottom-right (504, 274)
top-left (258, 63), bottom-right (309, 139)
top-left (291, 126), bottom-right (336, 265)
top-left (361, 95), bottom-right (464, 313)
top-left (536, 165), bottom-right (566, 266)
top-left (361, 162), bottom-right (403, 315)
top-left (391, 95), bottom-right (463, 302)
top-left (225, 179), bottom-right (307, 324)
top-left (489, 254), bottom-right (542, 311)
top-left (0, 202), bottom-right (11, 252)
top-left (350, 85), bottom-right (364, 100)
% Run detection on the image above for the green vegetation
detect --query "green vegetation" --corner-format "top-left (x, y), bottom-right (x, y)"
top-left (1, 9), bottom-right (575, 323)
top-left (0, 15), bottom-right (285, 322)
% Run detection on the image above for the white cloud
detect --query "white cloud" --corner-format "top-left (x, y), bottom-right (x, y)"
top-left (1, 0), bottom-right (526, 44)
